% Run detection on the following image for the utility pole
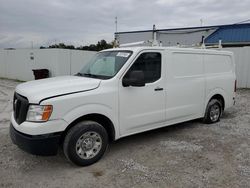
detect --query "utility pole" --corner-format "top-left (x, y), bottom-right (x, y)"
top-left (115, 16), bottom-right (118, 33)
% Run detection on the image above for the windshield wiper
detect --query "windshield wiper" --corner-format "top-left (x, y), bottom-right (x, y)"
top-left (75, 72), bottom-right (97, 78)
top-left (77, 73), bottom-right (111, 79)
top-left (83, 73), bottom-right (98, 78)
top-left (75, 72), bottom-right (84, 76)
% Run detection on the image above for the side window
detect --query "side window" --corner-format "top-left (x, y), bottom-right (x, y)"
top-left (125, 52), bottom-right (161, 83)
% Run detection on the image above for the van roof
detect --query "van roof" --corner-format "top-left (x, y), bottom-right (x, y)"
top-left (102, 46), bottom-right (233, 56)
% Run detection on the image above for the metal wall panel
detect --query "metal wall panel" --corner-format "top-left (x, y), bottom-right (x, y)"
top-left (0, 49), bottom-right (96, 81)
top-left (226, 47), bottom-right (250, 88)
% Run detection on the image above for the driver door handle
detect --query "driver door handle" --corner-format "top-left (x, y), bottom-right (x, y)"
top-left (154, 87), bottom-right (163, 91)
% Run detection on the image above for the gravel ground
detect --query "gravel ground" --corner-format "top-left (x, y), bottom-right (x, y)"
top-left (0, 78), bottom-right (249, 188)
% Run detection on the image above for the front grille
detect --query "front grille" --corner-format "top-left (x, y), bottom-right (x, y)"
top-left (13, 92), bottom-right (29, 125)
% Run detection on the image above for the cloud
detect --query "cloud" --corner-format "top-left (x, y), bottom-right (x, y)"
top-left (0, 0), bottom-right (249, 48)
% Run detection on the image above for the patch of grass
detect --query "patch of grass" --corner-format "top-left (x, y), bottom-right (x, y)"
top-left (0, 77), bottom-right (25, 82)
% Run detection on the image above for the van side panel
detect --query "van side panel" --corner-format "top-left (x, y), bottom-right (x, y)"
top-left (204, 54), bottom-right (235, 111)
top-left (165, 51), bottom-right (205, 121)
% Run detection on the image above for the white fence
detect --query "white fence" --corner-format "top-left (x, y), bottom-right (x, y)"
top-left (0, 49), bottom-right (96, 81)
top-left (226, 47), bottom-right (250, 88)
top-left (0, 47), bottom-right (249, 88)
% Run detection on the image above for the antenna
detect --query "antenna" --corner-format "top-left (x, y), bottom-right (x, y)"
top-left (201, 35), bottom-right (205, 48)
top-left (115, 16), bottom-right (118, 33)
top-left (219, 40), bottom-right (222, 49)
top-left (152, 24), bottom-right (158, 46)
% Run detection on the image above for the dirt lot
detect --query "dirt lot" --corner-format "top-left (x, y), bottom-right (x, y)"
top-left (0, 78), bottom-right (249, 188)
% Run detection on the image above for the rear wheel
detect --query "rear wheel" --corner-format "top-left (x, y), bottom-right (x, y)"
top-left (203, 99), bottom-right (222, 124)
top-left (63, 121), bottom-right (108, 166)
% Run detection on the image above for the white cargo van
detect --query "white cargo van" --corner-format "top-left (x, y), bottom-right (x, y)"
top-left (10, 47), bottom-right (236, 166)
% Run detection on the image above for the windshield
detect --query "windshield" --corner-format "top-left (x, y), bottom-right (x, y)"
top-left (77, 50), bottom-right (132, 79)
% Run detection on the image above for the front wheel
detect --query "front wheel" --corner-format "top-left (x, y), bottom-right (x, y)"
top-left (203, 99), bottom-right (222, 124)
top-left (63, 121), bottom-right (108, 166)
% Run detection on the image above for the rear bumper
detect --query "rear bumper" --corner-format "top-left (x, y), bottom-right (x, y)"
top-left (10, 123), bottom-right (62, 156)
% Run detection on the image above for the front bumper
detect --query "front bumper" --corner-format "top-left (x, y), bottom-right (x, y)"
top-left (11, 113), bottom-right (68, 135)
top-left (10, 123), bottom-right (62, 156)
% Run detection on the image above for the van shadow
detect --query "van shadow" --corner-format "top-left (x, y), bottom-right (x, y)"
top-left (107, 119), bottom-right (203, 154)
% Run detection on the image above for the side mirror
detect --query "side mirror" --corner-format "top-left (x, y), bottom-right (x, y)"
top-left (122, 70), bottom-right (145, 87)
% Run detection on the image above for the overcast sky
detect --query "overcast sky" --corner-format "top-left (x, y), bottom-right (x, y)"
top-left (0, 0), bottom-right (250, 48)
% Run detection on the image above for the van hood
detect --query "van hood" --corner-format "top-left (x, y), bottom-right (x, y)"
top-left (15, 76), bottom-right (101, 103)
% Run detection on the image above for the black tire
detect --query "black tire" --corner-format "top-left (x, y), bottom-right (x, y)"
top-left (63, 121), bottom-right (108, 166)
top-left (203, 99), bottom-right (222, 124)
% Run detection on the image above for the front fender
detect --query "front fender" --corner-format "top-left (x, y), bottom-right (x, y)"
top-left (62, 103), bottom-right (119, 138)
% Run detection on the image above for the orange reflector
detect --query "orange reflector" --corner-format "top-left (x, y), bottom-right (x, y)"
top-left (42, 105), bottom-right (53, 121)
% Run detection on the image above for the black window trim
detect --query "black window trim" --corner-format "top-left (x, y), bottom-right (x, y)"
top-left (122, 50), bottom-right (163, 85)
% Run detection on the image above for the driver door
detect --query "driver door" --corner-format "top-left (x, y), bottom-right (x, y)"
top-left (119, 51), bottom-right (166, 136)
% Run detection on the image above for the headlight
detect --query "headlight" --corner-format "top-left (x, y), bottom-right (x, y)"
top-left (26, 105), bottom-right (53, 122)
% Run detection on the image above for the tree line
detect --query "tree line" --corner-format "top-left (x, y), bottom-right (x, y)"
top-left (40, 40), bottom-right (113, 51)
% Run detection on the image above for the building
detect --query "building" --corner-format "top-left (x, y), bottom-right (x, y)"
top-left (115, 23), bottom-right (250, 47)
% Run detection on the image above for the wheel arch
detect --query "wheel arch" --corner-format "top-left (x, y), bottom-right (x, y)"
top-left (204, 88), bottom-right (226, 114)
top-left (61, 113), bottom-right (116, 144)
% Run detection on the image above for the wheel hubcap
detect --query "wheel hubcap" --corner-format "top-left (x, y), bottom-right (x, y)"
top-left (76, 131), bottom-right (102, 159)
top-left (210, 104), bottom-right (220, 122)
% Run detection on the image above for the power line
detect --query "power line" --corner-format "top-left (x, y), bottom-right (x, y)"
top-left (234, 19), bottom-right (250, 24)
